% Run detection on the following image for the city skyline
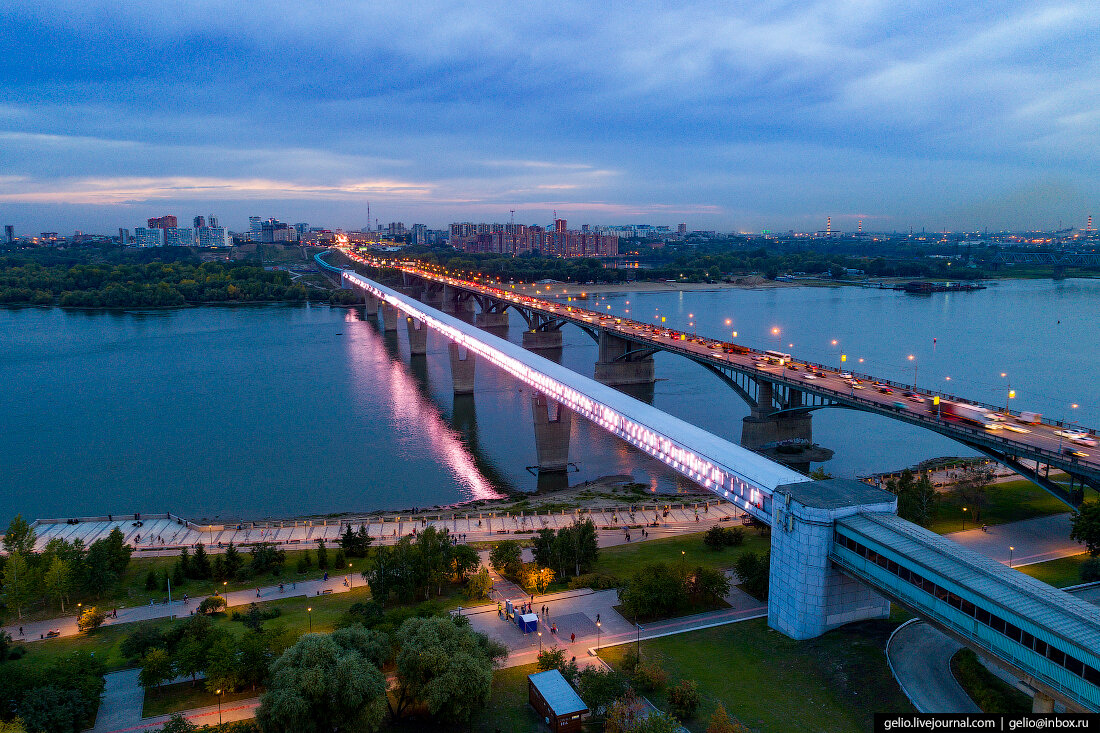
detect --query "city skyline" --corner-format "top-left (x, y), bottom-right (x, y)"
top-left (1, 1), bottom-right (1098, 233)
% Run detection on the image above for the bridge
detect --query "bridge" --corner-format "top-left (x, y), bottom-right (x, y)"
top-left (331, 248), bottom-right (1100, 507)
top-left (993, 251), bottom-right (1100, 266)
top-left (331, 263), bottom-right (1100, 712)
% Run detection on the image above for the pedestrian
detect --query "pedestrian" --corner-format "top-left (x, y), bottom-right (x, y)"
top-left (256, 587), bottom-right (261, 598)
top-left (551, 623), bottom-right (557, 634)
top-left (570, 632), bottom-right (575, 644)
top-left (18, 626), bottom-right (23, 637)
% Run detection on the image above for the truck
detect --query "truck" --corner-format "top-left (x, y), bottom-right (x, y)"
top-left (939, 401), bottom-right (1001, 430)
top-left (1017, 411), bottom-right (1042, 425)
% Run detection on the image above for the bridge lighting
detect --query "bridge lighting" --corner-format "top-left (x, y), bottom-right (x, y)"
top-left (771, 327), bottom-right (780, 335)
top-left (831, 339), bottom-right (838, 346)
top-left (725, 319), bottom-right (732, 325)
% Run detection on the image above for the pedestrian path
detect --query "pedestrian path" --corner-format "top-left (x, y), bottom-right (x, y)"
top-left (946, 513), bottom-right (1080, 566)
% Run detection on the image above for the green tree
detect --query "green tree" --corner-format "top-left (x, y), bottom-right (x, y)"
top-left (15, 686), bottom-right (90, 733)
top-left (3, 552), bottom-right (33, 619)
top-left (465, 566), bottom-right (492, 601)
top-left (1071, 500), bottom-right (1100, 557)
top-left (205, 634), bottom-right (244, 693)
top-left (489, 540), bottom-right (523, 580)
top-left (316, 540), bottom-right (329, 570)
top-left (145, 569), bottom-right (159, 590)
top-left (390, 615), bottom-right (504, 723)
top-left (140, 648), bottom-right (174, 693)
top-left (536, 647), bottom-right (578, 684)
top-left (688, 566), bottom-right (730, 605)
top-left (43, 556), bottom-right (72, 612)
top-left (3, 514), bottom-right (36, 556)
top-left (450, 543), bottom-right (479, 581)
top-left (0, 719), bottom-right (27, 733)
top-left (415, 526), bottom-right (453, 598)
top-left (102, 527), bottom-right (133, 575)
top-left (256, 633), bottom-right (387, 733)
top-left (576, 666), bottom-right (629, 719)
top-left (190, 543), bottom-right (212, 579)
top-left (250, 543), bottom-right (285, 576)
top-left (733, 551), bottom-right (770, 600)
top-left (84, 540), bottom-right (118, 598)
top-left (238, 629), bottom-right (277, 691)
top-left (619, 563), bottom-right (686, 621)
top-left (339, 525), bottom-right (373, 558)
top-left (605, 690), bottom-right (680, 733)
top-left (77, 605), bottom-right (107, 633)
top-left (223, 542), bottom-right (244, 578)
top-left (158, 713), bottom-right (197, 733)
top-left (667, 679), bottom-right (701, 719)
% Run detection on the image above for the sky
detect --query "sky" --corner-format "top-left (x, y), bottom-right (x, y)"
top-left (0, 0), bottom-right (1098, 234)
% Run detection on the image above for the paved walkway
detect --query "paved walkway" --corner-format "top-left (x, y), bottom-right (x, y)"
top-left (89, 669), bottom-right (145, 732)
top-left (887, 620), bottom-right (979, 714)
top-left (946, 513), bottom-right (1080, 566)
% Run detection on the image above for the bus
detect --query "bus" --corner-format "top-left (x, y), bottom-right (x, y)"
top-left (764, 350), bottom-right (792, 365)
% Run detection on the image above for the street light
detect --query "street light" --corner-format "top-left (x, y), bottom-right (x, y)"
top-left (962, 507), bottom-right (968, 531)
top-left (216, 689), bottom-right (223, 725)
top-left (1009, 546), bottom-right (1015, 568)
top-left (348, 563), bottom-right (353, 590)
top-left (538, 630), bottom-right (543, 653)
top-left (596, 620), bottom-right (601, 652)
top-left (307, 606), bottom-right (312, 632)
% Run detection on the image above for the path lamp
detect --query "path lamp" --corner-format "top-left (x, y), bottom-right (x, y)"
top-left (538, 630), bottom-right (543, 653)
top-left (307, 606), bottom-right (312, 632)
top-left (1009, 546), bottom-right (1015, 568)
top-left (596, 620), bottom-right (601, 652)
top-left (348, 563), bottom-right (353, 590)
top-left (962, 507), bottom-right (968, 531)
top-left (216, 689), bottom-right (223, 725)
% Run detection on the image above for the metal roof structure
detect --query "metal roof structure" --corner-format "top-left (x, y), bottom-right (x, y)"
top-left (343, 271), bottom-right (809, 522)
top-left (838, 512), bottom-right (1100, 652)
top-left (528, 669), bottom-right (588, 717)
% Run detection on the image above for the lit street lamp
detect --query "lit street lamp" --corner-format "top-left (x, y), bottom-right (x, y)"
top-left (962, 507), bottom-right (968, 531)
top-left (596, 620), bottom-right (601, 652)
top-left (307, 606), bottom-right (312, 632)
top-left (538, 630), bottom-right (543, 653)
top-left (216, 689), bottom-right (223, 725)
top-left (1009, 546), bottom-right (1015, 568)
top-left (348, 563), bottom-right (353, 590)
top-left (908, 355), bottom-right (916, 388)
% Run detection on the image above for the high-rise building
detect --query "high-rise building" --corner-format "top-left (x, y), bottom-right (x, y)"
top-left (4, 225), bottom-right (13, 244)
top-left (147, 215), bottom-right (177, 229)
top-left (208, 214), bottom-right (219, 229)
top-left (197, 226), bottom-right (231, 247)
top-left (119, 228), bottom-right (131, 246)
top-left (164, 227), bottom-right (194, 247)
top-left (134, 227), bottom-right (165, 247)
top-left (249, 216), bottom-right (262, 234)
top-left (411, 224), bottom-right (428, 244)
top-left (295, 223), bottom-right (309, 237)
top-left (678, 223), bottom-right (687, 235)
top-left (193, 215), bottom-right (205, 229)
top-left (554, 218), bottom-right (567, 234)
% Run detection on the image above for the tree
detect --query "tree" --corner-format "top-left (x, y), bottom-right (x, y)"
top-left (956, 466), bottom-right (994, 521)
top-left (363, 544), bottom-right (396, 605)
top-left (205, 634), bottom-right (244, 693)
top-left (139, 648), bottom-right (174, 693)
top-left (733, 551), bottom-right (770, 600)
top-left (250, 543), bottom-right (285, 576)
top-left (390, 615), bottom-right (504, 723)
top-left (667, 679), bottom-right (701, 719)
top-left (605, 690), bottom-right (680, 733)
top-left (3, 552), bottom-right (33, 619)
top-left (887, 469), bottom-right (937, 527)
top-left (619, 563), bottom-right (686, 621)
top-left (84, 540), bottom-right (118, 598)
top-left (43, 556), bottom-right (72, 612)
top-left (1071, 500), bottom-right (1100, 557)
top-left (158, 713), bottom-right (197, 733)
top-left (190, 543), bottom-right (212, 579)
top-left (576, 666), bottom-right (629, 718)
top-left (703, 526), bottom-right (744, 550)
top-left (145, 569), bottom-right (159, 590)
top-left (223, 542), bottom-right (244, 578)
top-left (0, 720), bottom-right (27, 733)
top-left (237, 629), bottom-right (276, 691)
top-left (466, 566), bottom-right (492, 601)
top-left (101, 527), bottom-right (133, 575)
top-left (15, 685), bottom-right (90, 733)
top-left (339, 525), bottom-right (373, 558)
top-left (536, 647), bottom-right (578, 684)
top-left (197, 596), bottom-right (227, 615)
top-left (1081, 558), bottom-right (1100, 582)
top-left (256, 632), bottom-right (387, 733)
top-left (416, 526), bottom-right (453, 598)
top-left (77, 606), bottom-right (107, 633)
top-left (489, 540), bottom-right (523, 580)
top-left (689, 566), bottom-right (730, 605)
top-left (707, 703), bottom-right (751, 733)
top-left (520, 564), bottom-right (554, 595)
top-left (450, 544), bottom-right (479, 581)
top-left (3, 514), bottom-right (36, 556)
top-left (316, 540), bottom-right (328, 570)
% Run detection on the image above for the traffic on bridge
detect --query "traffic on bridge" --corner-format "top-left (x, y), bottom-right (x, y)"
top-left (336, 246), bottom-right (1100, 503)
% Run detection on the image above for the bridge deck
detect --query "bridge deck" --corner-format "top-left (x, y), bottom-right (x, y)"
top-left (343, 270), bottom-right (808, 521)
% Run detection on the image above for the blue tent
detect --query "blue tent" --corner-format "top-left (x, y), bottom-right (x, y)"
top-left (516, 612), bottom-right (538, 633)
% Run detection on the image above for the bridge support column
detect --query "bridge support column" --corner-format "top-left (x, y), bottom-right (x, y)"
top-left (406, 317), bottom-right (427, 355)
top-left (381, 303), bottom-right (399, 332)
top-left (522, 329), bottom-right (563, 350)
top-left (448, 342), bottom-right (476, 394)
top-left (532, 393), bottom-right (572, 472)
top-left (768, 480), bottom-right (896, 640)
top-left (475, 311), bottom-right (509, 329)
top-left (363, 292), bottom-right (379, 318)
top-left (1032, 692), bottom-right (1055, 714)
top-left (594, 330), bottom-right (655, 386)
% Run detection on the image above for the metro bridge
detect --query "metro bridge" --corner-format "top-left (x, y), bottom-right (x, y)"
top-left (332, 265), bottom-right (1100, 712)
top-left (334, 249), bottom-right (1100, 507)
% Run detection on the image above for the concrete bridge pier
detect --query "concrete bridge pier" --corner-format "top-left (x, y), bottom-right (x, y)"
top-left (532, 393), bottom-right (572, 472)
top-left (381, 303), bottom-right (400, 332)
top-left (594, 330), bottom-right (655, 386)
top-left (475, 310), bottom-right (509, 329)
top-left (406, 317), bottom-right (428, 356)
top-left (522, 329), bottom-right (563, 350)
top-left (363, 292), bottom-right (379, 319)
top-left (448, 342), bottom-right (476, 394)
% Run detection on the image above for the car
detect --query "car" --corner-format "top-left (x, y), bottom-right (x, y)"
top-left (1055, 429), bottom-right (1087, 439)
top-left (787, 363), bottom-right (800, 371)
top-left (1063, 447), bottom-right (1090, 458)
top-left (907, 394), bottom-right (926, 403)
top-left (892, 401), bottom-right (908, 410)
top-left (848, 380), bottom-right (865, 389)
top-left (876, 386), bottom-right (893, 395)
top-left (1071, 436), bottom-right (1098, 447)
top-left (1002, 424), bottom-right (1031, 434)
top-left (802, 373), bottom-right (817, 380)
top-left (839, 372), bottom-right (853, 379)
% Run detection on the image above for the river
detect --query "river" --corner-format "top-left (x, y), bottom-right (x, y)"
top-left (1, 278), bottom-right (1096, 524)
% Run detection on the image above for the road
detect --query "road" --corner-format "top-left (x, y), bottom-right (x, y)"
top-left (342, 248), bottom-right (1099, 480)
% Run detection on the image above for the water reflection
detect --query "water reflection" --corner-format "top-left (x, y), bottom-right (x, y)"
top-left (341, 310), bottom-right (501, 503)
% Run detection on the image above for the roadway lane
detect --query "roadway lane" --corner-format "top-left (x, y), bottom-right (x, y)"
top-left (342, 248), bottom-right (1099, 483)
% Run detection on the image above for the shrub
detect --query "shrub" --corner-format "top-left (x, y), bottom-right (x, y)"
top-left (77, 606), bottom-right (108, 633)
top-left (707, 703), bottom-right (751, 733)
top-left (667, 679), bottom-right (700, 719)
top-left (951, 649), bottom-right (1030, 714)
top-left (733, 551), bottom-right (770, 600)
top-left (1081, 558), bottom-right (1100, 582)
top-left (703, 525), bottom-right (745, 550)
top-left (632, 660), bottom-right (667, 692)
top-left (620, 647), bottom-right (640, 674)
top-left (567, 572), bottom-right (621, 590)
top-left (197, 596), bottom-right (227, 615)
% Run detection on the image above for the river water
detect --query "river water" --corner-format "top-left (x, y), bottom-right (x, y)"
top-left (2, 278), bottom-right (1096, 524)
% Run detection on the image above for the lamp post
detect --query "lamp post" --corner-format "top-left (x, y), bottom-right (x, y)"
top-left (538, 630), bottom-right (543, 653)
top-left (962, 507), bottom-right (968, 531)
top-left (216, 689), bottom-right (223, 725)
top-left (1009, 546), bottom-right (1015, 568)
top-left (596, 620), bottom-right (601, 652)
top-left (908, 355), bottom-right (917, 388)
top-left (348, 563), bottom-right (353, 590)
top-left (307, 606), bottom-right (312, 632)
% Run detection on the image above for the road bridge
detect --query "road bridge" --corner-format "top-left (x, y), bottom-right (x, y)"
top-left (334, 266), bottom-right (1100, 712)
top-left (333, 249), bottom-right (1100, 507)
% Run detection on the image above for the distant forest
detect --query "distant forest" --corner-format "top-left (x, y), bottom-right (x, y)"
top-left (0, 246), bottom-right (322, 307)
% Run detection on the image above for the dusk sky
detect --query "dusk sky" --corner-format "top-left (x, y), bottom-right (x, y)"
top-left (1, 1), bottom-right (1097, 233)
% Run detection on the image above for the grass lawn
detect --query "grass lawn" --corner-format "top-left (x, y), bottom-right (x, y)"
top-left (474, 663), bottom-right (542, 732)
top-left (600, 618), bottom-right (914, 733)
top-left (926, 479), bottom-right (1069, 535)
top-left (4, 617), bottom-right (178, 674)
top-left (593, 529), bottom-right (770, 579)
top-left (143, 680), bottom-right (259, 718)
top-left (1016, 554), bottom-right (1091, 588)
